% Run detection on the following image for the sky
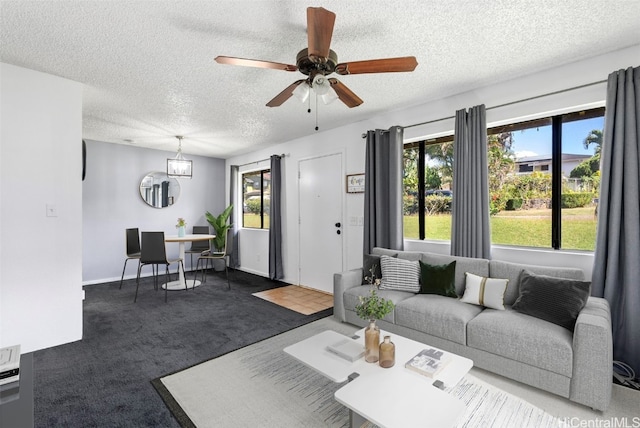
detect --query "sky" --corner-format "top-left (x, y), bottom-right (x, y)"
top-left (512, 116), bottom-right (604, 158)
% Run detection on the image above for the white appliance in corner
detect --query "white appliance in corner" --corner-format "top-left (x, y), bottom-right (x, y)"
top-left (0, 345), bottom-right (20, 386)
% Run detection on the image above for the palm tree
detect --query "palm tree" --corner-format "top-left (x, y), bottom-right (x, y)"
top-left (583, 129), bottom-right (603, 155)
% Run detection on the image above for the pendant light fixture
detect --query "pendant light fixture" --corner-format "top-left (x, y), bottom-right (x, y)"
top-left (167, 136), bottom-right (192, 179)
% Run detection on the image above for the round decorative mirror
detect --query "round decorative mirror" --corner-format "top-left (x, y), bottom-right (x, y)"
top-left (139, 171), bottom-right (181, 208)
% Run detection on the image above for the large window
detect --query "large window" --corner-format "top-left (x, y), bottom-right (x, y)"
top-left (242, 169), bottom-right (270, 229)
top-left (403, 107), bottom-right (604, 251)
top-left (560, 112), bottom-right (603, 250)
top-left (403, 138), bottom-right (453, 240)
top-left (488, 119), bottom-right (553, 248)
top-left (489, 108), bottom-right (603, 250)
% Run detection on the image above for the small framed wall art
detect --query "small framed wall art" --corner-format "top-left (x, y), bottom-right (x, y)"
top-left (346, 173), bottom-right (365, 193)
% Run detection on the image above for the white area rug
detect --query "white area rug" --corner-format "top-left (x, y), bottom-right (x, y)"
top-left (159, 317), bottom-right (568, 427)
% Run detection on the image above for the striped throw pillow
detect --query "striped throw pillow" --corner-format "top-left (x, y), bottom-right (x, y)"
top-left (379, 255), bottom-right (420, 293)
top-left (460, 272), bottom-right (509, 310)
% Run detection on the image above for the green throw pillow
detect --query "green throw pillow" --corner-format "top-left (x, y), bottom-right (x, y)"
top-left (419, 260), bottom-right (457, 298)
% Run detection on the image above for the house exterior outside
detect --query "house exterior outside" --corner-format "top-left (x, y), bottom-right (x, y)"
top-left (515, 153), bottom-right (592, 177)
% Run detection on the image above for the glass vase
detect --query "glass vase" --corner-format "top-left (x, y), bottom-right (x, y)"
top-left (178, 225), bottom-right (186, 237)
top-left (379, 335), bottom-right (395, 368)
top-left (364, 320), bottom-right (380, 363)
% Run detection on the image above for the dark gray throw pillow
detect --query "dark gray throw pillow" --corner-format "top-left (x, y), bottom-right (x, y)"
top-left (362, 254), bottom-right (382, 284)
top-left (362, 253), bottom-right (398, 284)
top-left (512, 270), bottom-right (591, 331)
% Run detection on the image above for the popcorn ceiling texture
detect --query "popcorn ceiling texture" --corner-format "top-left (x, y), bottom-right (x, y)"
top-left (1, 0), bottom-right (639, 158)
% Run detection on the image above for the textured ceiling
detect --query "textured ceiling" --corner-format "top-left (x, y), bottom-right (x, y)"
top-left (2, 1), bottom-right (640, 158)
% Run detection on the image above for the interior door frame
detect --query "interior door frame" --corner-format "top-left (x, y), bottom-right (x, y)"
top-left (297, 150), bottom-right (347, 289)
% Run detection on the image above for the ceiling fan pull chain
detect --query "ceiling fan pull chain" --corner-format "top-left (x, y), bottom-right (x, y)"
top-left (315, 93), bottom-right (319, 131)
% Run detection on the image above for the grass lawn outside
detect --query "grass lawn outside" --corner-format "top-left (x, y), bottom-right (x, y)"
top-left (404, 206), bottom-right (596, 251)
top-left (245, 208), bottom-right (596, 250)
top-left (243, 213), bottom-right (270, 229)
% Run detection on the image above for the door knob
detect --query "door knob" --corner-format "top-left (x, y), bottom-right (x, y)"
top-left (335, 222), bottom-right (341, 228)
top-left (337, 230), bottom-right (341, 235)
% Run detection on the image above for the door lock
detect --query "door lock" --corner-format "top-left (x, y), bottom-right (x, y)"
top-left (335, 222), bottom-right (341, 228)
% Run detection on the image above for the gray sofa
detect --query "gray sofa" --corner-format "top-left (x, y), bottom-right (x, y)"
top-left (333, 247), bottom-right (613, 411)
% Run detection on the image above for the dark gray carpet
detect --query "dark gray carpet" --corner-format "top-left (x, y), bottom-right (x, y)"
top-left (33, 269), bottom-right (332, 427)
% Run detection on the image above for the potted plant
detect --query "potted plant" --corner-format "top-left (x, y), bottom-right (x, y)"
top-left (205, 205), bottom-right (233, 270)
top-left (355, 264), bottom-right (395, 363)
top-left (176, 217), bottom-right (187, 237)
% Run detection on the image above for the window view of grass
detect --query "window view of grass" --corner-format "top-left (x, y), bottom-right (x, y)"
top-left (561, 119), bottom-right (602, 249)
top-left (404, 206), bottom-right (597, 250)
top-left (242, 169), bottom-right (270, 229)
top-left (403, 110), bottom-right (603, 252)
top-left (243, 213), bottom-right (270, 229)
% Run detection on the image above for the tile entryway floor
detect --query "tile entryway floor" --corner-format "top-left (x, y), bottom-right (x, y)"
top-left (253, 285), bottom-right (333, 315)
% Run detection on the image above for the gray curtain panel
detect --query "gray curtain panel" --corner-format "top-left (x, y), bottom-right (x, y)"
top-left (363, 126), bottom-right (404, 254)
top-left (269, 155), bottom-right (284, 280)
top-left (592, 66), bottom-right (640, 375)
top-left (451, 104), bottom-right (491, 259)
top-left (229, 165), bottom-right (240, 268)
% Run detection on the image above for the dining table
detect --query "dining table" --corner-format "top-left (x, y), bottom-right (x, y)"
top-left (163, 234), bottom-right (216, 290)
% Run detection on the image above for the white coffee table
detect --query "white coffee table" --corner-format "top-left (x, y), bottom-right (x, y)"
top-left (284, 328), bottom-right (473, 428)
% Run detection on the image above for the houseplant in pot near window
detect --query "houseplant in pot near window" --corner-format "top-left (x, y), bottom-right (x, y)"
top-left (355, 265), bottom-right (395, 363)
top-left (205, 204), bottom-right (233, 271)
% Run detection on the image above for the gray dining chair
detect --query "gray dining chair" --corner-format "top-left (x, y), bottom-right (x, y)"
top-left (185, 225), bottom-right (211, 270)
top-left (195, 229), bottom-right (233, 290)
top-left (119, 228), bottom-right (142, 289)
top-left (135, 231), bottom-right (186, 302)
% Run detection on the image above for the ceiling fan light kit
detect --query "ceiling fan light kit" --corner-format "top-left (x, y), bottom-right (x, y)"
top-left (319, 89), bottom-right (339, 105)
top-left (214, 6), bottom-right (418, 111)
top-left (311, 74), bottom-right (331, 95)
top-left (292, 81), bottom-right (310, 103)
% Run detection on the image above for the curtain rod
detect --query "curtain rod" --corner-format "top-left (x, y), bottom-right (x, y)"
top-left (361, 79), bottom-right (607, 138)
top-left (238, 153), bottom-right (286, 167)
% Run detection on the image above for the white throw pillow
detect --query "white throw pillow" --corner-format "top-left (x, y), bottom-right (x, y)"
top-left (379, 255), bottom-right (420, 293)
top-left (460, 272), bottom-right (509, 310)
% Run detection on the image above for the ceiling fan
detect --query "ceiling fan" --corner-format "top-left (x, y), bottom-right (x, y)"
top-left (215, 7), bottom-right (418, 108)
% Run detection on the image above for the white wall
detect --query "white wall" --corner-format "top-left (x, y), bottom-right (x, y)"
top-left (405, 240), bottom-right (595, 281)
top-left (230, 123), bottom-right (367, 284)
top-left (0, 63), bottom-right (83, 352)
top-left (226, 44), bottom-right (640, 283)
top-left (82, 140), bottom-right (226, 284)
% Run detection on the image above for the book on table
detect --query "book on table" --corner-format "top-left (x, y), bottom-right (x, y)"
top-left (405, 347), bottom-right (450, 378)
top-left (326, 337), bottom-right (364, 362)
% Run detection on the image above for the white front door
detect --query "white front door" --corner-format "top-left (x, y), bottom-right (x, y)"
top-left (299, 153), bottom-right (343, 293)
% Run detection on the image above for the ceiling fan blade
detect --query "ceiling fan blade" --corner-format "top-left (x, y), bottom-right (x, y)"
top-left (328, 78), bottom-right (363, 108)
top-left (335, 56), bottom-right (418, 75)
top-left (307, 7), bottom-right (336, 63)
top-left (215, 56), bottom-right (297, 72)
top-left (266, 80), bottom-right (307, 107)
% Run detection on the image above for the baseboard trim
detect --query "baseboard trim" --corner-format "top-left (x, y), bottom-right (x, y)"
top-left (84, 266), bottom-right (272, 286)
